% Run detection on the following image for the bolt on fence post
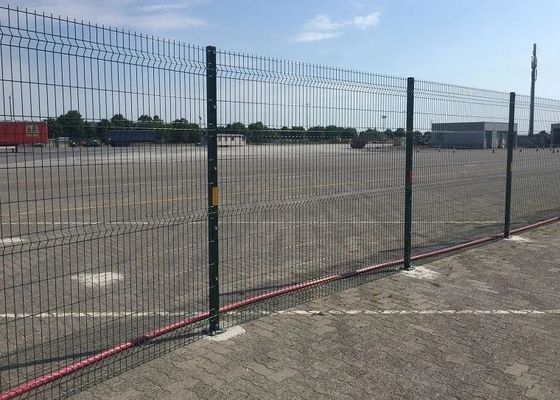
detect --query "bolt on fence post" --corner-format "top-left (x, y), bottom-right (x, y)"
top-left (504, 92), bottom-right (516, 238)
top-left (403, 77), bottom-right (415, 270)
top-left (206, 45), bottom-right (221, 334)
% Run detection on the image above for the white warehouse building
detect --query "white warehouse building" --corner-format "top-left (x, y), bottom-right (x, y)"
top-left (431, 122), bottom-right (518, 149)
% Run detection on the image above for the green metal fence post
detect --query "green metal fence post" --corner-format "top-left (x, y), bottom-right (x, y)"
top-left (504, 92), bottom-right (516, 238)
top-left (403, 77), bottom-right (415, 270)
top-left (206, 45), bottom-right (221, 334)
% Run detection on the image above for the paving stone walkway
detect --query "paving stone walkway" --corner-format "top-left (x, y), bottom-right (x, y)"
top-left (73, 223), bottom-right (560, 400)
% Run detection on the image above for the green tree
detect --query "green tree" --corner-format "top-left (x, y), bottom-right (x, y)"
top-left (360, 128), bottom-right (386, 142)
top-left (413, 130), bottom-right (424, 145)
top-left (340, 127), bottom-right (357, 140)
top-left (46, 117), bottom-right (62, 139)
top-left (138, 115), bottom-right (153, 123)
top-left (308, 126), bottom-right (326, 141)
top-left (96, 119), bottom-right (112, 141)
top-left (423, 131), bottom-right (432, 145)
top-left (110, 114), bottom-right (131, 127)
top-left (57, 110), bottom-right (86, 139)
top-left (164, 118), bottom-right (202, 143)
top-left (247, 122), bottom-right (275, 143)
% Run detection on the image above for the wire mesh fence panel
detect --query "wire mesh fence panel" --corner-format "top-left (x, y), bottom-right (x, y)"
top-left (1, 4), bottom-right (560, 400)
top-left (214, 51), bottom-right (408, 325)
top-left (411, 81), bottom-right (512, 256)
top-left (0, 7), bottom-right (209, 398)
top-left (511, 95), bottom-right (560, 229)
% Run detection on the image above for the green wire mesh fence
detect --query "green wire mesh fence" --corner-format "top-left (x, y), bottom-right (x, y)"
top-left (0, 5), bottom-right (559, 399)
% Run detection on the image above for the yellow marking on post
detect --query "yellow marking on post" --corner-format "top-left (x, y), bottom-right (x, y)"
top-left (212, 186), bottom-right (219, 207)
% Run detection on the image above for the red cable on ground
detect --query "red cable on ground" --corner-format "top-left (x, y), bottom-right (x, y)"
top-left (1, 216), bottom-right (558, 400)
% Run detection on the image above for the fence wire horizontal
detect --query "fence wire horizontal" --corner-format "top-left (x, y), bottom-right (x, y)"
top-left (1, 5), bottom-right (560, 400)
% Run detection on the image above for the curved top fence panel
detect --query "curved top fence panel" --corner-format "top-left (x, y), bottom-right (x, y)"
top-left (215, 49), bottom-right (408, 131)
top-left (0, 5), bottom-right (206, 125)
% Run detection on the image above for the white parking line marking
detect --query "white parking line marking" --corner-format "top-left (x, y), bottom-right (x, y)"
top-left (71, 272), bottom-right (124, 288)
top-left (0, 220), bottom-right (499, 227)
top-left (505, 236), bottom-right (532, 243)
top-left (0, 237), bottom-right (25, 245)
top-left (402, 266), bottom-right (440, 280)
top-left (219, 221), bottom-right (499, 225)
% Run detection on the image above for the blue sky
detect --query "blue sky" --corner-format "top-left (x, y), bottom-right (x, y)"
top-left (10, 0), bottom-right (560, 98)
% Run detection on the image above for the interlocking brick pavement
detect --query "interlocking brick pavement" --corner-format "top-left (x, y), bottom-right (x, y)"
top-left (72, 223), bottom-right (560, 400)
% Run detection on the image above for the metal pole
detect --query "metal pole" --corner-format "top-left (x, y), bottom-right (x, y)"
top-left (206, 45), bottom-right (221, 334)
top-left (8, 95), bottom-right (14, 120)
top-left (504, 92), bottom-right (516, 238)
top-left (403, 77), bottom-right (414, 270)
top-left (528, 44), bottom-right (537, 138)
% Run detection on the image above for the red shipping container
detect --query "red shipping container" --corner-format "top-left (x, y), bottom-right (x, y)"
top-left (0, 121), bottom-right (49, 146)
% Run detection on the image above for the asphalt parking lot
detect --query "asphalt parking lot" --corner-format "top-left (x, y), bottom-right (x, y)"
top-left (1, 143), bottom-right (559, 393)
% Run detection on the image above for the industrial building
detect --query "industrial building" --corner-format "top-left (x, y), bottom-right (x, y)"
top-left (552, 124), bottom-right (560, 146)
top-left (431, 122), bottom-right (517, 149)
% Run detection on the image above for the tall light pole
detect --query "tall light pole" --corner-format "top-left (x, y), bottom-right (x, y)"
top-left (381, 115), bottom-right (387, 132)
top-left (528, 44), bottom-right (537, 139)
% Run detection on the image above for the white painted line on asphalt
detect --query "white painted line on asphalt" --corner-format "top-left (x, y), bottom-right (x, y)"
top-left (1, 309), bottom-right (559, 319)
top-left (0, 311), bottom-right (191, 318)
top-left (402, 266), bottom-right (440, 281)
top-left (277, 309), bottom-right (560, 316)
top-left (205, 326), bottom-right (246, 342)
top-left (221, 221), bottom-right (499, 225)
top-left (0, 237), bottom-right (25, 245)
top-left (505, 236), bottom-right (533, 243)
top-left (71, 272), bottom-right (124, 288)
top-left (0, 220), bottom-right (500, 227)
top-left (1, 221), bottom-right (172, 226)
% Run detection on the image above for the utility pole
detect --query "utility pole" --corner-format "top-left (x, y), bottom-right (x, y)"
top-left (8, 95), bottom-right (14, 120)
top-left (305, 103), bottom-right (309, 130)
top-left (528, 44), bottom-right (537, 138)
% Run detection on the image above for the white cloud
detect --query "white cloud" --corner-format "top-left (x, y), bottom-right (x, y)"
top-left (124, 13), bottom-right (206, 31)
top-left (293, 12), bottom-right (381, 43)
top-left (304, 14), bottom-right (343, 32)
top-left (352, 13), bottom-right (380, 30)
top-left (293, 31), bottom-right (342, 43)
top-left (16, 0), bottom-right (206, 32)
top-left (140, 3), bottom-right (192, 12)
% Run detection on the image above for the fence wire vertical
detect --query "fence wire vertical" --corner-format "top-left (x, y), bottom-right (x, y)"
top-left (213, 50), bottom-right (408, 326)
top-left (511, 95), bottom-right (560, 229)
top-left (411, 81), bottom-right (512, 256)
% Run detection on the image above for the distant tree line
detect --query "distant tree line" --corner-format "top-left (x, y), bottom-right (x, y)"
top-left (46, 111), bottom-right (203, 144)
top-left (45, 110), bottom-right (433, 145)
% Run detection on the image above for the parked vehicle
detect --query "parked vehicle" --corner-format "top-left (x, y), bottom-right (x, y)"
top-left (79, 139), bottom-right (101, 147)
top-left (0, 121), bottom-right (49, 152)
top-left (105, 129), bottom-right (160, 147)
top-left (350, 135), bottom-right (368, 149)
